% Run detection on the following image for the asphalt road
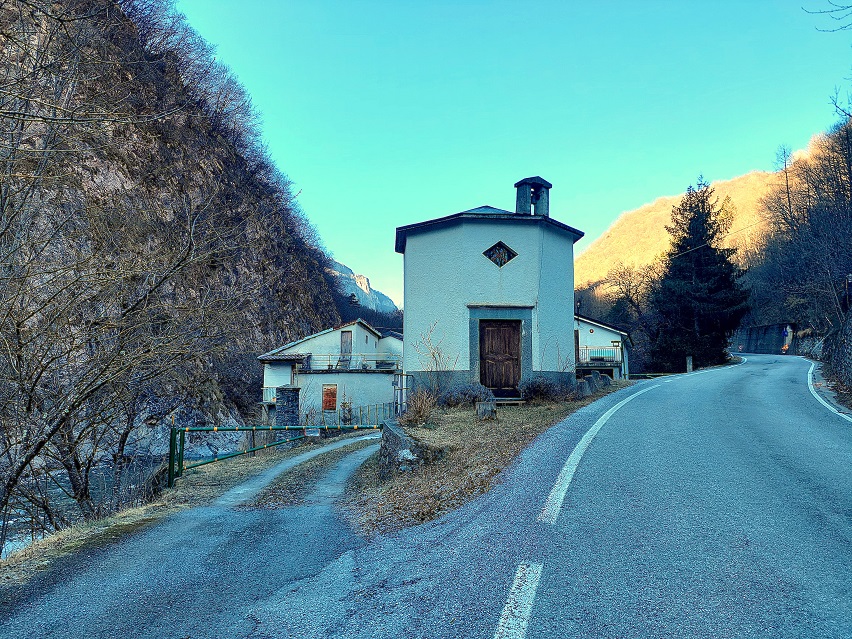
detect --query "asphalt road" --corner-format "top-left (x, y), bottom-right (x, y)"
top-left (2, 355), bottom-right (850, 638)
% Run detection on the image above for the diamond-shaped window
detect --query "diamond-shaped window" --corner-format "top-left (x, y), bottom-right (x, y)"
top-left (483, 241), bottom-right (517, 267)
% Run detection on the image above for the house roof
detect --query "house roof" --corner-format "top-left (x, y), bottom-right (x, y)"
top-left (257, 352), bottom-right (308, 363)
top-left (395, 206), bottom-right (584, 253)
top-left (379, 329), bottom-right (403, 340)
top-left (257, 318), bottom-right (383, 361)
top-left (575, 313), bottom-right (629, 336)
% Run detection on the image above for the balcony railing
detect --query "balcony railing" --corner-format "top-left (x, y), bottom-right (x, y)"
top-left (295, 353), bottom-right (401, 371)
top-left (578, 346), bottom-right (622, 365)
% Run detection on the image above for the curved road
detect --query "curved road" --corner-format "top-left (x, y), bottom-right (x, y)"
top-left (2, 355), bottom-right (850, 638)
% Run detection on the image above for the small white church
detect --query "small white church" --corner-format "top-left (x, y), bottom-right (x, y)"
top-left (395, 177), bottom-right (584, 397)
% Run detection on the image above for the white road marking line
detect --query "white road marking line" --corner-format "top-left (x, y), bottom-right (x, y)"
top-left (537, 384), bottom-right (661, 525)
top-left (493, 562), bottom-right (543, 639)
top-left (807, 361), bottom-right (852, 423)
top-left (667, 356), bottom-right (748, 381)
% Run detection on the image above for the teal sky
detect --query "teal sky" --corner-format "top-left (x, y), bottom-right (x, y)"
top-left (175, 0), bottom-right (852, 307)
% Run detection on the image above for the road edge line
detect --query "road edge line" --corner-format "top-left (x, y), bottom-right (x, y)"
top-left (806, 361), bottom-right (852, 423)
top-left (537, 384), bottom-right (661, 525)
top-left (493, 562), bottom-right (543, 639)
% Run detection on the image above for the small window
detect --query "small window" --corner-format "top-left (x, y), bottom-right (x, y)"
top-left (322, 384), bottom-right (337, 411)
top-left (365, 334), bottom-right (368, 344)
top-left (483, 241), bottom-right (518, 267)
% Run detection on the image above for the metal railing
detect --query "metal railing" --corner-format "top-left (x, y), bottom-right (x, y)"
top-left (296, 353), bottom-right (401, 371)
top-left (167, 420), bottom-right (384, 488)
top-left (578, 346), bottom-right (622, 364)
top-left (308, 402), bottom-right (396, 427)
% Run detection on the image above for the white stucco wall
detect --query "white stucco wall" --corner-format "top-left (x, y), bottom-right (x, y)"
top-left (295, 372), bottom-right (395, 417)
top-left (536, 226), bottom-right (575, 373)
top-left (402, 216), bottom-right (575, 379)
top-left (277, 322), bottom-right (381, 357)
top-left (575, 319), bottom-right (624, 348)
top-left (263, 362), bottom-right (294, 388)
top-left (378, 336), bottom-right (403, 358)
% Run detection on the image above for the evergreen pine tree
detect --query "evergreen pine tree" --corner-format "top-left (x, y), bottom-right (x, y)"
top-left (649, 179), bottom-right (750, 371)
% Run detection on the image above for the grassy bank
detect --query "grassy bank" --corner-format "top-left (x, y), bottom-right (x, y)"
top-left (343, 381), bottom-right (632, 536)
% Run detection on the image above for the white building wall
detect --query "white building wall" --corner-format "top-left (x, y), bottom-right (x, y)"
top-left (378, 336), bottom-right (403, 358)
top-left (277, 323), bottom-right (381, 357)
top-left (402, 218), bottom-right (575, 383)
top-left (402, 220), bottom-right (546, 375)
top-left (536, 226), bottom-right (575, 373)
top-left (263, 363), bottom-right (293, 388)
top-left (295, 372), bottom-right (395, 416)
top-left (575, 319), bottom-right (623, 349)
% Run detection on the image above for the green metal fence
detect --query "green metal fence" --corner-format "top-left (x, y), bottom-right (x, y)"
top-left (167, 419), bottom-right (386, 488)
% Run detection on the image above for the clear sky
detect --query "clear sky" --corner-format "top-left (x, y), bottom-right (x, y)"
top-left (174, 0), bottom-right (852, 307)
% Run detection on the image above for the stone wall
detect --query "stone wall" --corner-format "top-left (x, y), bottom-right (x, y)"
top-left (824, 321), bottom-right (852, 388)
top-left (378, 420), bottom-right (443, 481)
top-left (274, 386), bottom-right (301, 427)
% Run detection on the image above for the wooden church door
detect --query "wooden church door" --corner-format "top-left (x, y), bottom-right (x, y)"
top-left (479, 320), bottom-right (521, 397)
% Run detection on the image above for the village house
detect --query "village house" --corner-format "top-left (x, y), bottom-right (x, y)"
top-left (395, 177), bottom-right (584, 397)
top-left (574, 314), bottom-right (630, 379)
top-left (258, 319), bottom-right (402, 425)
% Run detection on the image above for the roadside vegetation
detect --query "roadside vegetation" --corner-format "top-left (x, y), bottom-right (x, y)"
top-left (343, 381), bottom-right (632, 536)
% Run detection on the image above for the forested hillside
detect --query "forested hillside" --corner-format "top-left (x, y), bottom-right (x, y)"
top-left (575, 169), bottom-right (778, 288)
top-left (0, 0), bottom-right (344, 543)
top-left (577, 121), bottom-right (852, 381)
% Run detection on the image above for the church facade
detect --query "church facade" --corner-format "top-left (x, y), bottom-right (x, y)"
top-left (395, 177), bottom-right (584, 397)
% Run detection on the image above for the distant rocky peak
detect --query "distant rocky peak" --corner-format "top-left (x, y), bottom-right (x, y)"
top-left (328, 260), bottom-right (398, 314)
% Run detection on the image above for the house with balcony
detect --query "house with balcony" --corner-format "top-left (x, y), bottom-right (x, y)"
top-left (258, 319), bottom-right (402, 425)
top-left (574, 314), bottom-right (629, 379)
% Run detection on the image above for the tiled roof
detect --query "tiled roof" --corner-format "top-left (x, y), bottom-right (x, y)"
top-left (257, 352), bottom-right (307, 363)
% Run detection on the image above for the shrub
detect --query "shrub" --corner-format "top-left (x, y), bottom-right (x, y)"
top-left (439, 383), bottom-right (495, 407)
top-left (519, 376), bottom-right (568, 402)
top-left (398, 389), bottom-right (438, 426)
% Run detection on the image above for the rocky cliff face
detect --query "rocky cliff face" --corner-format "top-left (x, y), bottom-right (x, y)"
top-left (1, 0), bottom-right (342, 439)
top-left (329, 260), bottom-right (399, 314)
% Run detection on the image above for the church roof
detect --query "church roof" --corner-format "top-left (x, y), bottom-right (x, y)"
top-left (395, 205), bottom-right (584, 253)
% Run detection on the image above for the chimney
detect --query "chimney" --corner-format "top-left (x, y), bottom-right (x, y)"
top-left (514, 176), bottom-right (553, 217)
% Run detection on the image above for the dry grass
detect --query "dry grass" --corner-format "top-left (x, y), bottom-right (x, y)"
top-left (826, 379), bottom-right (852, 411)
top-left (0, 432), bottom-right (367, 588)
top-left (397, 389), bottom-right (438, 426)
top-left (343, 381), bottom-right (632, 536)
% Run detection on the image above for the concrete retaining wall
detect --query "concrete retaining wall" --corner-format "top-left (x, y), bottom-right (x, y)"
top-left (732, 324), bottom-right (797, 355)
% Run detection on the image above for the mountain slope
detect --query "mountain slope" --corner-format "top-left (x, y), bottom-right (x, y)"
top-left (328, 261), bottom-right (398, 314)
top-left (574, 170), bottom-right (780, 287)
